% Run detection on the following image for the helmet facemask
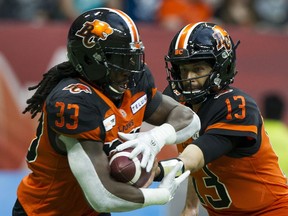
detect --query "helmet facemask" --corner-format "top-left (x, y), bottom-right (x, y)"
top-left (165, 57), bottom-right (214, 104)
top-left (104, 42), bottom-right (145, 73)
top-left (100, 42), bottom-right (145, 101)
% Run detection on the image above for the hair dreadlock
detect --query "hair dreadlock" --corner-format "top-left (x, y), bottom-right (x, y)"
top-left (23, 61), bottom-right (79, 119)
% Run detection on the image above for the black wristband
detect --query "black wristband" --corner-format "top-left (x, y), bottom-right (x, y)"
top-left (153, 162), bottom-right (164, 182)
top-left (153, 158), bottom-right (185, 181)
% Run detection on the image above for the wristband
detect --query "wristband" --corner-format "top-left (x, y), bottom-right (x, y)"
top-left (154, 162), bottom-right (164, 182)
top-left (151, 123), bottom-right (177, 148)
top-left (154, 158), bottom-right (184, 182)
top-left (140, 188), bottom-right (170, 207)
top-left (175, 111), bottom-right (201, 144)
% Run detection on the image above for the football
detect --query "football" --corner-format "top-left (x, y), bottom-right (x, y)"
top-left (109, 148), bottom-right (151, 188)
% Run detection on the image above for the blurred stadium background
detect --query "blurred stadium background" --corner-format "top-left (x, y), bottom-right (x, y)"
top-left (1, 1), bottom-right (288, 215)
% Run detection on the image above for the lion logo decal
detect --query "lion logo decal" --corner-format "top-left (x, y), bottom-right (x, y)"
top-left (212, 25), bottom-right (232, 52)
top-left (63, 83), bottom-right (92, 94)
top-left (75, 19), bottom-right (113, 48)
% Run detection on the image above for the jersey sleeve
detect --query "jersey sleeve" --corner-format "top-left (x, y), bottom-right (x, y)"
top-left (203, 90), bottom-right (259, 141)
top-left (193, 88), bottom-right (263, 161)
top-left (45, 80), bottom-right (104, 140)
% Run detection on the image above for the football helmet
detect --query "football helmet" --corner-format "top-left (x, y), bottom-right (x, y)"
top-left (67, 8), bottom-right (145, 99)
top-left (165, 22), bottom-right (240, 104)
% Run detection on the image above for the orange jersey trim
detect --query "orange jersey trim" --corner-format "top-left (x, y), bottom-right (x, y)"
top-left (206, 122), bottom-right (257, 134)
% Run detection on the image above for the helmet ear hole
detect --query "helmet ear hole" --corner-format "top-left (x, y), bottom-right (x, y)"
top-left (226, 64), bottom-right (232, 74)
top-left (84, 55), bottom-right (93, 65)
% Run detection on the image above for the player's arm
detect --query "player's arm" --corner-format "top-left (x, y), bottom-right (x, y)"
top-left (145, 94), bottom-right (200, 144)
top-left (146, 94), bottom-right (197, 133)
top-left (178, 144), bottom-right (205, 173)
top-left (117, 94), bottom-right (201, 171)
top-left (156, 134), bottom-right (238, 181)
top-left (58, 135), bottom-right (190, 212)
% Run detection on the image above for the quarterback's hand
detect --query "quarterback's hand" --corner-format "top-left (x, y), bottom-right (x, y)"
top-left (154, 158), bottom-right (185, 181)
top-left (116, 124), bottom-right (176, 172)
top-left (159, 161), bottom-right (190, 201)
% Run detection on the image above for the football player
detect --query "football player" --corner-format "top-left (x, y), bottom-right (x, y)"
top-left (12, 8), bottom-right (200, 216)
top-left (156, 22), bottom-right (288, 215)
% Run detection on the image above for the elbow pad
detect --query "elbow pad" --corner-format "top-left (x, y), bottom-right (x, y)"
top-left (175, 111), bottom-right (200, 144)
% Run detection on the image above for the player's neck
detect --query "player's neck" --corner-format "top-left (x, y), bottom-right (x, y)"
top-left (192, 104), bottom-right (201, 113)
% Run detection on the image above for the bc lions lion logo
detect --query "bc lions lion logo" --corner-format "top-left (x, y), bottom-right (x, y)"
top-left (75, 19), bottom-right (113, 48)
top-left (212, 25), bottom-right (232, 52)
top-left (63, 83), bottom-right (92, 94)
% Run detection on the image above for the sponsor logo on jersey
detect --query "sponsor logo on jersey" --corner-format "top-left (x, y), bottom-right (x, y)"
top-left (119, 109), bottom-right (127, 118)
top-left (103, 114), bottom-right (116, 131)
top-left (131, 94), bottom-right (147, 114)
top-left (63, 83), bottom-right (92, 94)
top-left (76, 19), bottom-right (113, 48)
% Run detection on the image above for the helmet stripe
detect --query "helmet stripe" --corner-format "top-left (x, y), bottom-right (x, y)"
top-left (110, 8), bottom-right (140, 43)
top-left (175, 22), bottom-right (204, 49)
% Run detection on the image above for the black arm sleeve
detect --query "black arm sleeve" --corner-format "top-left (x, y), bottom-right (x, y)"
top-left (193, 134), bottom-right (237, 164)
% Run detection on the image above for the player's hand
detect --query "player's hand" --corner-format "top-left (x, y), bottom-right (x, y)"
top-left (117, 131), bottom-right (158, 172)
top-left (159, 161), bottom-right (190, 201)
top-left (116, 124), bottom-right (177, 172)
top-left (154, 158), bottom-right (185, 182)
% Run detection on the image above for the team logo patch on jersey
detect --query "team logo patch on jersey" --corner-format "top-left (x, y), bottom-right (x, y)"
top-left (103, 115), bottom-right (116, 131)
top-left (131, 94), bottom-right (147, 114)
top-left (63, 83), bottom-right (92, 94)
top-left (76, 19), bottom-right (113, 48)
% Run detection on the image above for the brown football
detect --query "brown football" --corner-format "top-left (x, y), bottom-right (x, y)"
top-left (109, 148), bottom-right (151, 188)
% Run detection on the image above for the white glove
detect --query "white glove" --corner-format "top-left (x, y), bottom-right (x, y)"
top-left (159, 161), bottom-right (190, 201)
top-left (154, 158), bottom-right (185, 181)
top-left (116, 123), bottom-right (176, 172)
top-left (140, 161), bottom-right (190, 206)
